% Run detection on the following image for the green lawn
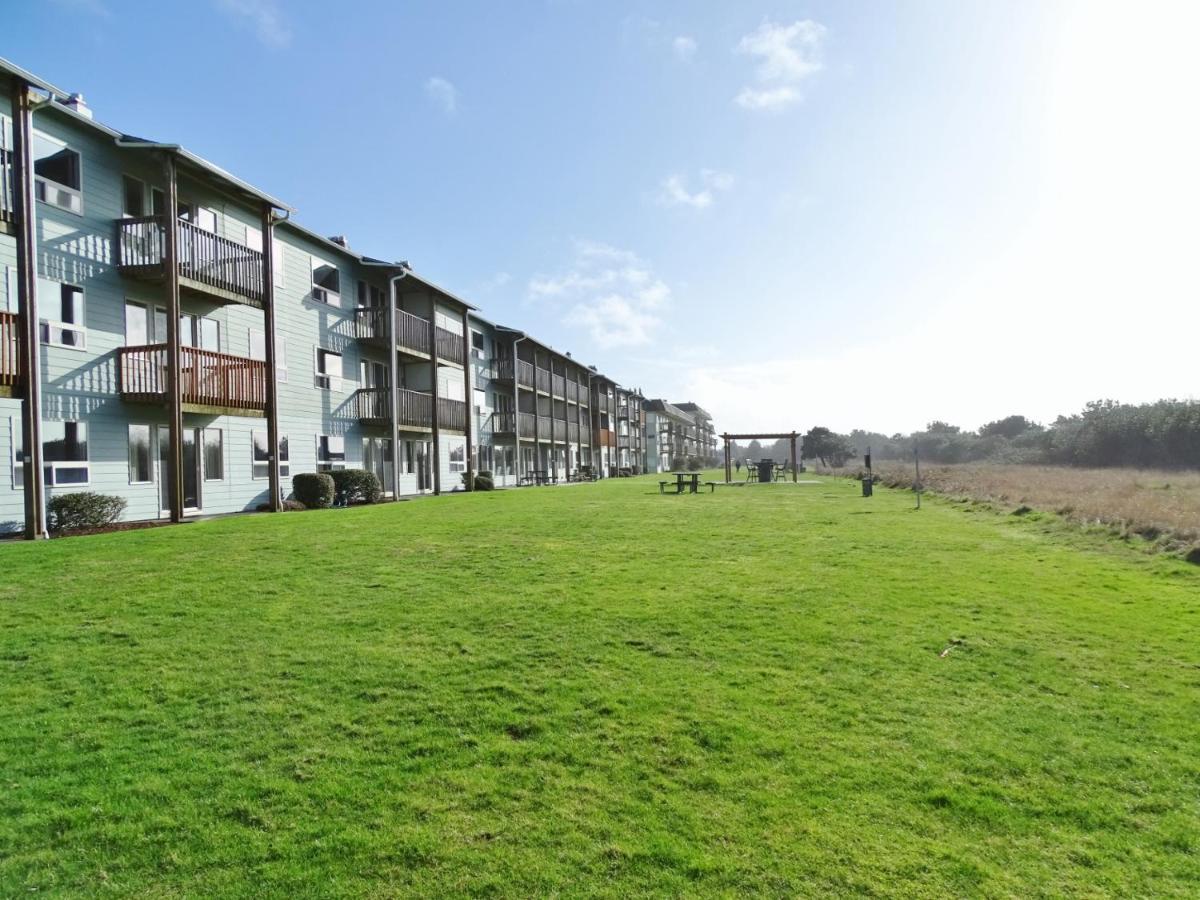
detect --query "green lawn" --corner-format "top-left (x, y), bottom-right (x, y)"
top-left (2, 475), bottom-right (1198, 897)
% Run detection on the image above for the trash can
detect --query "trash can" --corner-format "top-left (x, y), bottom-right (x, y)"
top-left (757, 459), bottom-right (774, 484)
top-left (861, 477), bottom-right (873, 497)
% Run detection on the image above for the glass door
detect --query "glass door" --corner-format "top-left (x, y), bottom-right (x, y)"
top-left (158, 427), bottom-right (202, 513)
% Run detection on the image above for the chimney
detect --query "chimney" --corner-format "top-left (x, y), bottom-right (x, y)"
top-left (64, 93), bottom-right (93, 120)
top-left (329, 235), bottom-right (350, 248)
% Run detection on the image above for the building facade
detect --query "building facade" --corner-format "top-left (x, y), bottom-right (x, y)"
top-left (2, 59), bottom-right (711, 537)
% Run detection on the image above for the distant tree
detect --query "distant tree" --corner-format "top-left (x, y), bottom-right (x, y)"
top-left (802, 427), bottom-right (853, 467)
top-left (979, 415), bottom-right (1036, 439)
top-left (925, 421), bottom-right (961, 434)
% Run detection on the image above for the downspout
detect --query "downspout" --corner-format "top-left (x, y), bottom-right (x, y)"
top-left (387, 267), bottom-right (409, 498)
top-left (585, 370), bottom-right (596, 477)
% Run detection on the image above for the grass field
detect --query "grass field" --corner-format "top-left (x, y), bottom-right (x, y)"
top-left (2, 475), bottom-right (1198, 896)
top-left (820, 461), bottom-right (1200, 553)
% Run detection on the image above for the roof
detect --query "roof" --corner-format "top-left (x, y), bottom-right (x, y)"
top-left (674, 402), bottom-right (712, 420)
top-left (645, 399), bottom-right (695, 424)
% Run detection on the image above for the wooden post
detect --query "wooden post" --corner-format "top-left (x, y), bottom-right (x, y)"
top-left (790, 431), bottom-right (798, 482)
top-left (11, 78), bottom-right (46, 539)
top-left (723, 434), bottom-right (732, 483)
top-left (163, 153), bottom-right (184, 523)
top-left (461, 308), bottom-right (473, 492)
top-left (260, 205), bottom-right (282, 511)
top-left (428, 300), bottom-right (441, 495)
top-left (389, 281), bottom-right (401, 497)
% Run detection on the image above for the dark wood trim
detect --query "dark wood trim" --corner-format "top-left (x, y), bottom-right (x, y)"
top-left (11, 79), bottom-right (46, 539)
top-left (163, 153), bottom-right (184, 524)
top-left (461, 309), bottom-right (473, 491)
top-left (261, 205), bottom-right (282, 511)
top-left (429, 308), bottom-right (441, 495)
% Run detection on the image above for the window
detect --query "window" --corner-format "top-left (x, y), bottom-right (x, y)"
top-left (179, 314), bottom-right (220, 351)
top-left (38, 279), bottom-right (85, 349)
top-left (360, 360), bottom-right (388, 389)
top-left (479, 445), bottom-right (494, 473)
top-left (470, 329), bottom-right (485, 359)
top-left (252, 430), bottom-right (289, 479)
top-left (448, 438), bottom-right (466, 474)
top-left (317, 435), bottom-right (346, 472)
top-left (315, 348), bottom-right (342, 390)
top-left (122, 175), bottom-right (146, 217)
top-left (357, 281), bottom-right (384, 308)
top-left (200, 318), bottom-right (220, 353)
top-left (124, 301), bottom-right (150, 345)
top-left (311, 256), bottom-right (341, 306)
top-left (474, 388), bottom-right (488, 412)
top-left (33, 130), bottom-right (82, 214)
top-left (244, 226), bottom-right (285, 288)
top-left (434, 310), bottom-right (462, 335)
top-left (3, 267), bottom-right (13, 312)
top-left (203, 429), bottom-right (223, 480)
top-left (128, 424), bottom-right (153, 484)
top-left (15, 419), bottom-right (89, 488)
top-left (248, 329), bottom-right (288, 382)
top-left (178, 202), bottom-right (216, 232)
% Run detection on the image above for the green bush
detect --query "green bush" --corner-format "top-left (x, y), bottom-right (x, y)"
top-left (330, 469), bottom-right (382, 504)
top-left (292, 473), bottom-right (335, 509)
top-left (686, 456), bottom-right (702, 471)
top-left (464, 469), bottom-right (495, 491)
top-left (47, 492), bottom-right (127, 534)
top-left (255, 499), bottom-right (307, 512)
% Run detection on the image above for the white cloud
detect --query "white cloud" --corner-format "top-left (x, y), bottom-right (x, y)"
top-left (216, 0), bottom-right (291, 48)
top-left (529, 240), bottom-right (671, 348)
top-left (657, 169), bottom-right (734, 209)
top-left (672, 35), bottom-right (698, 61)
top-left (734, 20), bottom-right (826, 111)
top-left (424, 76), bottom-right (458, 115)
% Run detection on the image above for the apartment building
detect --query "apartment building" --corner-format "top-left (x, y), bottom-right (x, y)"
top-left (2, 58), bottom-right (713, 537)
top-left (674, 402), bottom-right (718, 463)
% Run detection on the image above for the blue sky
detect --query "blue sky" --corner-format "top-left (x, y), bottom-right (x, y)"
top-left (9, 0), bottom-right (1199, 433)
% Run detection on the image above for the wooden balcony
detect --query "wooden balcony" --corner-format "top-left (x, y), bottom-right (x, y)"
top-left (118, 344), bottom-right (267, 415)
top-left (118, 216), bottom-right (265, 308)
top-left (0, 312), bottom-right (21, 396)
top-left (352, 387), bottom-right (467, 432)
top-left (355, 306), bottom-right (465, 366)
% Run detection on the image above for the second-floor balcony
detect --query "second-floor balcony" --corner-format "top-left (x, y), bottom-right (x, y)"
top-left (354, 306), bottom-right (465, 365)
top-left (118, 344), bottom-right (267, 414)
top-left (118, 216), bottom-right (265, 308)
top-left (353, 387), bottom-right (467, 432)
top-left (0, 312), bottom-right (21, 395)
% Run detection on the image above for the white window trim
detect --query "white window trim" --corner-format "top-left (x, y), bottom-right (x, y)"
top-left (314, 347), bottom-right (342, 391)
top-left (448, 438), bottom-right (467, 474)
top-left (248, 328), bottom-right (288, 382)
top-left (32, 128), bottom-right (83, 216)
top-left (18, 419), bottom-right (91, 488)
top-left (128, 424), bottom-right (154, 485)
top-left (251, 429), bottom-right (290, 480)
top-left (316, 434), bottom-right (347, 472)
top-left (310, 255), bottom-right (342, 307)
top-left (203, 428), bottom-right (224, 482)
top-left (39, 282), bottom-right (86, 351)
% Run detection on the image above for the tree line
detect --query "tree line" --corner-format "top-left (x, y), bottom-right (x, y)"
top-left (733, 400), bottom-right (1200, 470)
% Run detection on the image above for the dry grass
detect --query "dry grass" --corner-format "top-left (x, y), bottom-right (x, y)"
top-left (820, 462), bottom-right (1200, 554)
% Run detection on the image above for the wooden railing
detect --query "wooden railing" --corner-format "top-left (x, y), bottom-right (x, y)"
top-left (354, 387), bottom-right (390, 421)
top-left (118, 344), bottom-right (267, 411)
top-left (118, 216), bottom-right (265, 305)
top-left (355, 305), bottom-right (388, 342)
top-left (0, 312), bottom-right (20, 388)
top-left (551, 374), bottom-right (565, 397)
top-left (396, 308), bottom-right (431, 356)
top-left (517, 360), bottom-right (535, 388)
top-left (567, 422), bottom-right (580, 443)
top-left (435, 327), bottom-right (464, 365)
top-left (519, 412), bottom-right (536, 439)
top-left (438, 396), bottom-right (467, 432)
top-left (535, 367), bottom-right (551, 394)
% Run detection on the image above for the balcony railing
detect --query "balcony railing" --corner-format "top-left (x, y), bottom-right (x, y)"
top-left (435, 327), bottom-right (465, 366)
top-left (551, 374), bottom-right (565, 397)
top-left (567, 421), bottom-right (580, 443)
top-left (355, 305), bottom-right (438, 360)
top-left (118, 344), bottom-right (267, 412)
top-left (118, 216), bottom-right (265, 307)
top-left (0, 312), bottom-right (20, 389)
top-left (352, 386), bottom-right (466, 432)
top-left (534, 367), bottom-right (550, 394)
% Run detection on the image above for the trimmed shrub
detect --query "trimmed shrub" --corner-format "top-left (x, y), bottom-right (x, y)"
top-left (47, 492), bottom-right (127, 534)
top-left (292, 473), bottom-right (335, 509)
top-left (464, 470), bottom-right (495, 491)
top-left (330, 469), bottom-right (382, 505)
top-left (686, 456), bottom-right (702, 471)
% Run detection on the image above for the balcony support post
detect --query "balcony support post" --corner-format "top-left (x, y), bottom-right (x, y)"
top-left (261, 204), bottom-right (282, 512)
top-left (388, 278), bottom-right (402, 498)
top-left (428, 305), bottom-right (441, 495)
top-left (10, 78), bottom-right (46, 539)
top-left (162, 153), bottom-right (184, 523)
top-left (461, 308), bottom-right (473, 492)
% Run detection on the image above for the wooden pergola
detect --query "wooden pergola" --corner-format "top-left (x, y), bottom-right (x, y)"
top-left (721, 431), bottom-right (800, 483)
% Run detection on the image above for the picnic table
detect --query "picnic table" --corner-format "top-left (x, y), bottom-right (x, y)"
top-left (659, 471), bottom-right (701, 494)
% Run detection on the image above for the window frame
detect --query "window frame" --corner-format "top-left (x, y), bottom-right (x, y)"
top-left (316, 434), bottom-right (346, 473)
top-left (31, 128), bottom-right (82, 215)
top-left (448, 438), bottom-right (467, 474)
top-left (38, 279), bottom-right (86, 350)
top-left (203, 428), bottom-right (224, 481)
top-left (19, 419), bottom-right (90, 488)
top-left (248, 328), bottom-right (288, 382)
top-left (128, 423), bottom-right (154, 485)
top-left (314, 347), bottom-right (342, 391)
top-left (310, 255), bottom-right (341, 306)
top-left (251, 429), bottom-right (289, 480)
